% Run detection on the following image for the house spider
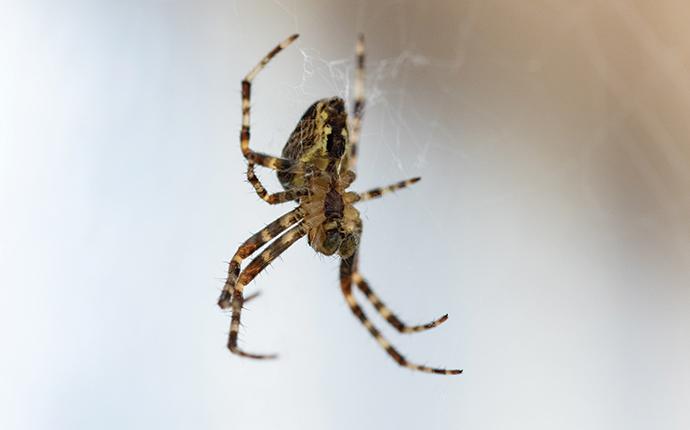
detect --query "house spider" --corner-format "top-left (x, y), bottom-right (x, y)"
top-left (219, 34), bottom-right (461, 375)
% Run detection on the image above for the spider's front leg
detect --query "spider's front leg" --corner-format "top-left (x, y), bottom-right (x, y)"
top-left (227, 223), bottom-right (308, 359)
top-left (339, 255), bottom-right (461, 375)
top-left (352, 268), bottom-right (449, 334)
top-left (219, 207), bottom-right (304, 309)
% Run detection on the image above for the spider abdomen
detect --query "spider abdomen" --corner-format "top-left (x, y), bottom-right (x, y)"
top-left (277, 97), bottom-right (351, 191)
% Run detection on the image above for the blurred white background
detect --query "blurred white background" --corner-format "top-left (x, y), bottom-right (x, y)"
top-left (2, 1), bottom-right (689, 429)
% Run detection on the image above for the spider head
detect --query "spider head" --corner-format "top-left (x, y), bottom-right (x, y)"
top-left (337, 229), bottom-right (360, 259)
top-left (320, 222), bottom-right (343, 256)
top-left (311, 220), bottom-right (361, 259)
top-left (308, 193), bottom-right (362, 258)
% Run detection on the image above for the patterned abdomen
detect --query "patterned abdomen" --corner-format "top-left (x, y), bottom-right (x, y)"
top-left (277, 97), bottom-right (350, 190)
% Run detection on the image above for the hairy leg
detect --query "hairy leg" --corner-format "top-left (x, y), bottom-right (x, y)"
top-left (218, 207), bottom-right (304, 309)
top-left (239, 34), bottom-right (305, 181)
top-left (353, 270), bottom-right (449, 333)
top-left (340, 256), bottom-right (462, 375)
top-left (227, 223), bottom-right (308, 359)
top-left (246, 163), bottom-right (308, 204)
top-left (355, 177), bottom-right (421, 202)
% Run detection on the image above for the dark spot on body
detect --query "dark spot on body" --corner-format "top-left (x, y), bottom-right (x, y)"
top-left (324, 188), bottom-right (344, 219)
top-left (326, 125), bottom-right (346, 158)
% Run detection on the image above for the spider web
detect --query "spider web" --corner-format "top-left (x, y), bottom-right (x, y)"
top-left (298, 0), bottom-right (686, 270)
top-left (3, 1), bottom-right (690, 430)
top-left (287, 41), bottom-right (467, 172)
top-left (257, 21), bottom-right (477, 248)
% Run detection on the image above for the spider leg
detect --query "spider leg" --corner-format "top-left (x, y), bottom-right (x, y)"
top-left (340, 256), bottom-right (462, 375)
top-left (353, 270), bottom-right (449, 333)
top-left (246, 163), bottom-right (308, 204)
top-left (218, 207), bottom-right (304, 309)
top-left (243, 291), bottom-right (261, 303)
top-left (348, 34), bottom-right (365, 171)
top-left (240, 34), bottom-right (305, 175)
top-left (356, 177), bottom-right (421, 202)
top-left (228, 223), bottom-right (308, 359)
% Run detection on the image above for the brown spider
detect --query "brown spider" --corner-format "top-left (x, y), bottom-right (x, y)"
top-left (218, 34), bottom-right (461, 375)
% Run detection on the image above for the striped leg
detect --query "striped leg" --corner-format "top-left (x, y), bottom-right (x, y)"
top-left (240, 34), bottom-right (305, 175)
top-left (228, 223), bottom-right (308, 359)
top-left (340, 256), bottom-right (462, 375)
top-left (353, 271), bottom-right (449, 333)
top-left (356, 177), bottom-right (421, 202)
top-left (246, 163), bottom-right (308, 204)
top-left (348, 34), bottom-right (365, 171)
top-left (218, 208), bottom-right (304, 309)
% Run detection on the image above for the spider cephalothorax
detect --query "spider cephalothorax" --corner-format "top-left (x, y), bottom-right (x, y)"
top-left (299, 169), bottom-right (361, 258)
top-left (219, 34), bottom-right (461, 375)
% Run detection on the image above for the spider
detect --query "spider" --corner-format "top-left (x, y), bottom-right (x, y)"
top-left (218, 34), bottom-right (461, 375)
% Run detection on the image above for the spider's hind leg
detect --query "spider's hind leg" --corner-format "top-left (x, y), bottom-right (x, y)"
top-left (246, 163), bottom-right (308, 205)
top-left (348, 34), bottom-right (365, 171)
top-left (239, 34), bottom-right (307, 194)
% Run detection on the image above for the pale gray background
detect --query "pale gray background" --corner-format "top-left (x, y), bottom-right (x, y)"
top-left (2, 1), bottom-right (689, 429)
